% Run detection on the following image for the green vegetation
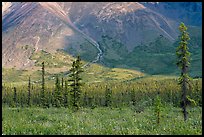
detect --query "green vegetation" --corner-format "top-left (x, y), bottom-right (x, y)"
top-left (176, 22), bottom-right (191, 121)
top-left (2, 63), bottom-right (145, 84)
top-left (2, 77), bottom-right (202, 108)
top-left (27, 77), bottom-right (31, 107)
top-left (105, 86), bottom-right (112, 107)
top-left (1, 23), bottom-right (202, 135)
top-left (2, 106), bottom-right (201, 135)
top-left (30, 50), bottom-right (74, 68)
top-left (99, 26), bottom-right (201, 77)
top-left (82, 64), bottom-right (145, 83)
top-left (68, 56), bottom-right (84, 110)
top-left (154, 93), bottom-right (162, 125)
top-left (66, 41), bottom-right (98, 62)
top-left (41, 62), bottom-right (46, 108)
top-left (52, 75), bottom-right (63, 107)
top-left (2, 68), bottom-right (26, 83)
top-left (2, 25), bottom-right (201, 84)
top-left (4, 68), bottom-right (202, 135)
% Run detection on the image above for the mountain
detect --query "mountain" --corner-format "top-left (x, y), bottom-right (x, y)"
top-left (67, 2), bottom-right (178, 50)
top-left (2, 2), bottom-right (202, 79)
top-left (2, 2), bottom-right (92, 69)
top-left (142, 2), bottom-right (202, 27)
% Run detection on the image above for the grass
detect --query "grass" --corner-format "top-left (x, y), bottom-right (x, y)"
top-left (82, 64), bottom-right (145, 83)
top-left (30, 50), bottom-right (74, 68)
top-left (2, 105), bottom-right (202, 135)
top-left (2, 62), bottom-right (146, 84)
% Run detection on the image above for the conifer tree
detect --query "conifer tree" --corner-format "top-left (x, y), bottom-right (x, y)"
top-left (68, 56), bottom-right (83, 111)
top-left (53, 75), bottom-right (62, 107)
top-left (41, 62), bottom-right (46, 107)
top-left (13, 87), bottom-right (17, 107)
top-left (61, 77), bottom-right (64, 90)
top-left (154, 92), bottom-right (162, 125)
top-left (105, 86), bottom-right (112, 107)
top-left (130, 89), bottom-right (136, 106)
top-left (64, 80), bottom-right (69, 107)
top-left (176, 22), bottom-right (191, 121)
top-left (61, 77), bottom-right (64, 105)
top-left (27, 76), bottom-right (31, 107)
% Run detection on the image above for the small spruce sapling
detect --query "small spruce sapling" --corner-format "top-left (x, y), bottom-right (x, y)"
top-left (105, 86), bottom-right (112, 107)
top-left (13, 87), bottom-right (17, 107)
top-left (154, 92), bottom-right (162, 125)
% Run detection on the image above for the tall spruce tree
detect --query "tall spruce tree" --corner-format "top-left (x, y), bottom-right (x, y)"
top-left (64, 80), bottom-right (69, 107)
top-left (61, 77), bottom-right (64, 106)
top-left (27, 76), bottom-right (31, 107)
top-left (41, 62), bottom-right (46, 107)
top-left (53, 75), bottom-right (62, 107)
top-left (176, 22), bottom-right (191, 121)
top-left (68, 56), bottom-right (83, 111)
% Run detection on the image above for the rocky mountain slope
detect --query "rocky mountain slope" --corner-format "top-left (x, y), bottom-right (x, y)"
top-left (142, 2), bottom-right (202, 27)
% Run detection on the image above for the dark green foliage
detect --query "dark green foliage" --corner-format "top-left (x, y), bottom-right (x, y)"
top-left (2, 78), bottom-right (202, 109)
top-left (53, 75), bottom-right (63, 107)
top-left (27, 76), bottom-right (31, 107)
top-left (83, 91), bottom-right (88, 107)
top-left (13, 87), bottom-right (17, 107)
top-left (105, 86), bottom-right (112, 107)
top-left (61, 77), bottom-right (66, 107)
top-left (41, 62), bottom-right (45, 107)
top-left (97, 31), bottom-right (201, 77)
top-left (130, 89), bottom-right (136, 106)
top-left (154, 92), bottom-right (162, 125)
top-left (193, 80), bottom-right (202, 106)
top-left (68, 56), bottom-right (84, 111)
top-left (64, 80), bottom-right (69, 107)
top-left (176, 22), bottom-right (191, 121)
top-left (61, 77), bottom-right (64, 91)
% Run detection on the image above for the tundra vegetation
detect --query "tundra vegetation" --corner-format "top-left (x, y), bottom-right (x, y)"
top-left (2, 73), bottom-right (202, 135)
top-left (2, 23), bottom-right (202, 135)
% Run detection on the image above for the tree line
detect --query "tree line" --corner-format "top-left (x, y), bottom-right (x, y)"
top-left (2, 23), bottom-right (201, 121)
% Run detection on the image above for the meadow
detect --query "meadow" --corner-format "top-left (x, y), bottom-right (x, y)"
top-left (2, 105), bottom-right (202, 135)
top-left (2, 76), bottom-right (202, 135)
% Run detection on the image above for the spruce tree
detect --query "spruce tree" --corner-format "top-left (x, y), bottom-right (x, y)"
top-left (130, 89), bottom-right (136, 106)
top-left (154, 92), bottom-right (162, 125)
top-left (61, 77), bottom-right (64, 105)
top-left (53, 75), bottom-right (62, 107)
top-left (105, 86), bottom-right (112, 107)
top-left (64, 80), bottom-right (69, 107)
top-left (41, 62), bottom-right (46, 107)
top-left (27, 76), bottom-right (31, 107)
top-left (176, 22), bottom-right (191, 121)
top-left (13, 87), bottom-right (17, 107)
top-left (68, 56), bottom-right (83, 111)
top-left (61, 77), bottom-right (64, 90)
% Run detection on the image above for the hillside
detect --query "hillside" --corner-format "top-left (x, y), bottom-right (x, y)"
top-left (2, 2), bottom-right (202, 83)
